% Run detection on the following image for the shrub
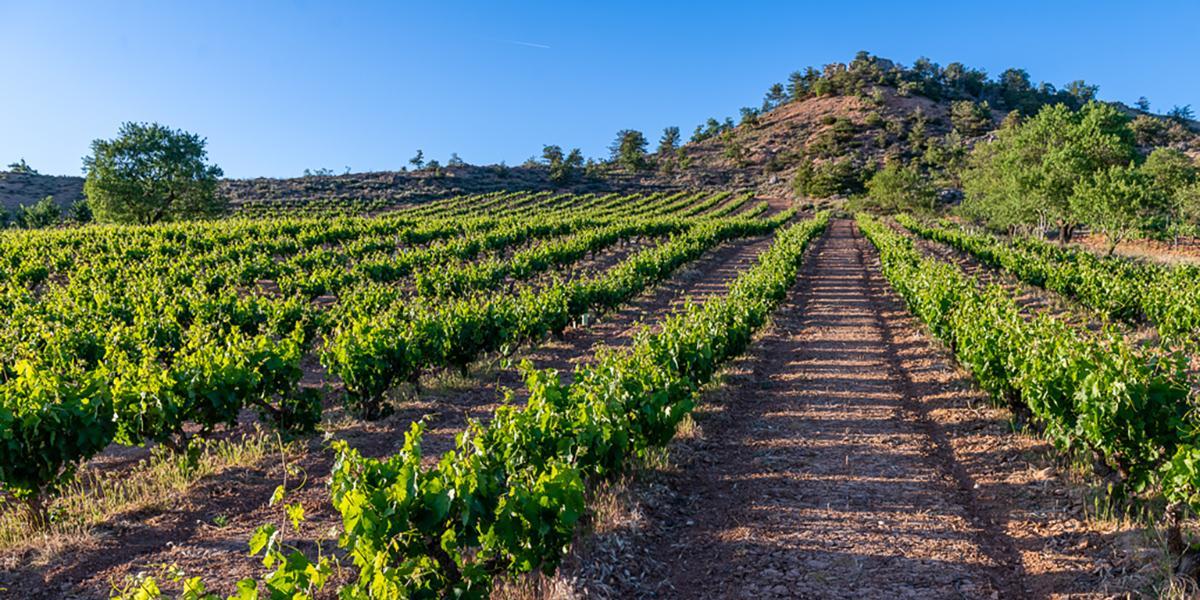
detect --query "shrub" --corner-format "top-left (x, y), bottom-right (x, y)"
top-left (793, 158), bottom-right (868, 198)
top-left (17, 196), bottom-right (61, 228)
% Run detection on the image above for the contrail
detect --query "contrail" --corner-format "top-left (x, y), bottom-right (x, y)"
top-left (493, 38), bottom-right (551, 49)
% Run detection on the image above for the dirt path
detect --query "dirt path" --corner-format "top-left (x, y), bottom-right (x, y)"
top-left (558, 219), bottom-right (1148, 599)
top-left (0, 234), bottom-right (779, 600)
top-left (410, 233), bottom-right (779, 457)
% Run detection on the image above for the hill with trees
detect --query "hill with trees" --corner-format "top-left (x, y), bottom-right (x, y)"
top-left (664, 51), bottom-right (1200, 205)
top-left (3, 51), bottom-right (1196, 223)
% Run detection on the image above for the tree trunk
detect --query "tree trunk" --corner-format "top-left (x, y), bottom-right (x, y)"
top-left (1168, 502), bottom-right (1187, 557)
top-left (1058, 223), bottom-right (1074, 245)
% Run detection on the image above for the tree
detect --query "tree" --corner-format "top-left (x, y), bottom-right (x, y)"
top-left (906, 107), bottom-right (929, 150)
top-left (610, 129), bottom-right (648, 171)
top-left (6, 158), bottom-right (38, 174)
top-left (1168, 105), bottom-right (1195, 122)
top-left (721, 131), bottom-right (748, 167)
top-left (657, 126), bottom-right (680, 156)
top-left (739, 107), bottom-right (760, 127)
top-left (960, 102), bottom-right (1136, 241)
top-left (1143, 148), bottom-right (1198, 197)
top-left (83, 122), bottom-right (225, 225)
top-left (792, 158), bottom-right (867, 198)
top-left (1130, 115), bottom-right (1170, 147)
top-left (542, 145), bottom-right (583, 185)
top-left (1177, 182), bottom-right (1200, 231)
top-left (69, 199), bottom-right (93, 224)
top-left (447, 153), bottom-right (466, 167)
top-left (866, 160), bottom-right (937, 212)
top-left (998, 68), bottom-right (1037, 114)
top-left (1135, 97), bottom-right (1151, 112)
top-left (1143, 148), bottom-right (1200, 243)
top-left (409, 150), bottom-right (425, 170)
top-left (922, 132), bottom-right (969, 187)
top-left (762, 83), bottom-right (787, 111)
top-left (17, 196), bottom-right (61, 228)
top-left (949, 100), bottom-right (992, 136)
top-left (1070, 164), bottom-right (1154, 255)
top-left (1063, 80), bottom-right (1099, 105)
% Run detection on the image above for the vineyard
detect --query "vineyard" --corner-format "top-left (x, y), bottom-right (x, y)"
top-left (1, 190), bottom-right (1199, 599)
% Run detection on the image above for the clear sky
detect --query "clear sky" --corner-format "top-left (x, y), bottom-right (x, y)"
top-left (3, 0), bottom-right (1198, 178)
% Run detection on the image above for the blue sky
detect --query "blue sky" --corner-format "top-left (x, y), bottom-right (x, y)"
top-left (2, 1), bottom-right (1198, 178)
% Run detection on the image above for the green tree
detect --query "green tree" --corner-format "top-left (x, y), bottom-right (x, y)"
top-left (1143, 148), bottom-right (1200, 243)
top-left (542, 145), bottom-right (583, 185)
top-left (6, 158), bottom-right (38, 174)
top-left (17, 196), bottom-right (61, 228)
top-left (1168, 105), bottom-right (1195, 122)
top-left (1070, 164), bottom-right (1155, 255)
top-left (721, 131), bottom-right (748, 167)
top-left (906, 107), bottom-right (929, 150)
top-left (610, 129), bottom-right (649, 171)
top-left (922, 132), bottom-right (969, 188)
top-left (960, 102), bottom-right (1136, 241)
top-left (1135, 97), bottom-right (1151, 112)
top-left (1063, 80), bottom-right (1099, 105)
top-left (408, 150), bottom-right (425, 170)
top-left (1143, 148), bottom-right (1198, 197)
top-left (867, 160), bottom-right (937, 212)
top-left (657, 126), bottom-right (680, 155)
top-left (1129, 115), bottom-right (1170, 147)
top-left (792, 158), bottom-right (867, 198)
top-left (69, 199), bottom-right (93, 224)
top-left (949, 100), bottom-right (992, 136)
top-left (83, 122), bottom-right (225, 225)
top-left (998, 68), bottom-right (1037, 114)
top-left (762, 83), bottom-right (787, 111)
top-left (1176, 182), bottom-right (1200, 231)
top-left (739, 107), bottom-right (760, 127)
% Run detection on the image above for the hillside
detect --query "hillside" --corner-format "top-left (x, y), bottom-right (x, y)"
top-left (0, 165), bottom-right (678, 214)
top-left (0, 172), bottom-right (87, 211)
top-left (669, 88), bottom-right (968, 198)
top-left (669, 81), bottom-right (1200, 202)
top-left (5, 52), bottom-right (1198, 214)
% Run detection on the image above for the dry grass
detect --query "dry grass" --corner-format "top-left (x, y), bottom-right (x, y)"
top-left (1160, 575), bottom-right (1200, 599)
top-left (0, 427), bottom-right (280, 558)
top-left (492, 574), bottom-right (580, 600)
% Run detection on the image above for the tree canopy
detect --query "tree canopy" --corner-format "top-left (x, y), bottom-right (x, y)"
top-left (866, 160), bottom-right (937, 213)
top-left (960, 102), bottom-right (1136, 239)
top-left (542, 145), bottom-right (584, 185)
top-left (6, 158), bottom-right (38, 174)
top-left (610, 129), bottom-right (649, 171)
top-left (83, 122), bottom-right (225, 225)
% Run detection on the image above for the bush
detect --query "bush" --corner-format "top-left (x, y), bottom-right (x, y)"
top-left (950, 100), bottom-right (993, 136)
top-left (793, 158), bottom-right (868, 198)
top-left (17, 196), bottom-right (61, 229)
top-left (68, 199), bottom-right (93, 224)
